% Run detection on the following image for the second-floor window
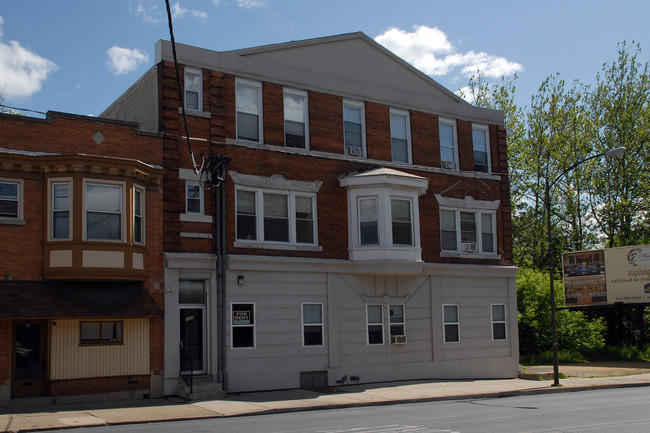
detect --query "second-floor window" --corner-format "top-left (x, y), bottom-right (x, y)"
top-left (284, 88), bottom-right (309, 149)
top-left (472, 124), bottom-right (490, 173)
top-left (236, 78), bottom-right (262, 143)
top-left (133, 186), bottom-right (144, 244)
top-left (236, 188), bottom-right (317, 245)
top-left (0, 180), bottom-right (20, 220)
top-left (390, 109), bottom-right (411, 163)
top-left (439, 118), bottom-right (458, 170)
top-left (85, 182), bottom-right (123, 241)
top-left (52, 181), bottom-right (71, 240)
top-left (343, 100), bottom-right (365, 157)
top-left (440, 209), bottom-right (495, 254)
top-left (186, 182), bottom-right (203, 214)
top-left (184, 68), bottom-right (202, 111)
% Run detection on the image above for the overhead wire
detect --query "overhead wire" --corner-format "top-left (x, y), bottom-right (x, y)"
top-left (164, 0), bottom-right (205, 177)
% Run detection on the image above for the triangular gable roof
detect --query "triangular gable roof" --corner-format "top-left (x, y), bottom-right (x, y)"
top-left (155, 32), bottom-right (503, 124)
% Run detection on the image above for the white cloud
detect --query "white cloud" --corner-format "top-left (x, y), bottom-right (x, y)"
top-left (0, 21), bottom-right (58, 100)
top-left (131, 0), bottom-right (163, 24)
top-left (106, 46), bottom-right (149, 75)
top-left (375, 25), bottom-right (522, 80)
top-left (171, 2), bottom-right (208, 21)
top-left (236, 0), bottom-right (265, 9)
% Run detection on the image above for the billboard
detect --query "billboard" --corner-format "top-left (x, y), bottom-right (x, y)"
top-left (563, 244), bottom-right (650, 306)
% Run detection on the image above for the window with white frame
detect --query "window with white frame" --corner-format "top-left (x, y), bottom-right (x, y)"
top-left (236, 188), bottom-right (316, 245)
top-left (343, 100), bottom-right (365, 157)
top-left (0, 179), bottom-right (21, 221)
top-left (390, 109), bottom-right (411, 163)
top-left (184, 68), bottom-right (202, 111)
top-left (491, 304), bottom-right (507, 340)
top-left (232, 303), bottom-right (255, 348)
top-left (367, 304), bottom-right (384, 345)
top-left (340, 169), bottom-right (427, 262)
top-left (358, 197), bottom-right (379, 245)
top-left (440, 209), bottom-right (495, 254)
top-left (439, 118), bottom-right (458, 169)
top-left (389, 304), bottom-right (405, 337)
top-left (284, 88), bottom-right (308, 149)
top-left (51, 181), bottom-right (71, 240)
top-left (85, 182), bottom-right (123, 241)
top-left (472, 124), bottom-right (490, 173)
top-left (133, 186), bottom-right (144, 244)
top-left (302, 303), bottom-right (323, 346)
top-left (236, 78), bottom-right (262, 143)
top-left (391, 198), bottom-right (413, 246)
top-left (179, 169), bottom-right (212, 223)
top-left (443, 305), bottom-right (460, 343)
top-left (186, 182), bottom-right (203, 214)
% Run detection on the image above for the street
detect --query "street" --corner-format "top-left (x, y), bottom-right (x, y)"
top-left (43, 386), bottom-right (650, 433)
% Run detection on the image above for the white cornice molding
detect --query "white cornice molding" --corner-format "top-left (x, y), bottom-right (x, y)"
top-left (435, 194), bottom-right (500, 210)
top-left (229, 171), bottom-right (323, 192)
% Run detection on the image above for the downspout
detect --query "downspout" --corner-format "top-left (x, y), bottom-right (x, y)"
top-left (210, 155), bottom-right (230, 392)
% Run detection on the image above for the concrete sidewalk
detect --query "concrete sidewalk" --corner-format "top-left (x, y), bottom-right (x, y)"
top-left (3, 363), bottom-right (650, 432)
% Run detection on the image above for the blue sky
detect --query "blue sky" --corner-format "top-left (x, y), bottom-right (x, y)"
top-left (1, 0), bottom-right (648, 117)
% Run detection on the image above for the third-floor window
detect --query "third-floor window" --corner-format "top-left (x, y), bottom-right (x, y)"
top-left (284, 88), bottom-right (309, 149)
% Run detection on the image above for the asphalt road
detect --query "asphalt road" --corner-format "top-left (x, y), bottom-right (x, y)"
top-left (42, 387), bottom-right (650, 433)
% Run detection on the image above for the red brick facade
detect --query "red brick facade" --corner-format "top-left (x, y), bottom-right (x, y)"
top-left (159, 63), bottom-right (513, 266)
top-left (0, 112), bottom-right (165, 399)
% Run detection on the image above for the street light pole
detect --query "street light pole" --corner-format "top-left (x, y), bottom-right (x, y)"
top-left (545, 146), bottom-right (625, 387)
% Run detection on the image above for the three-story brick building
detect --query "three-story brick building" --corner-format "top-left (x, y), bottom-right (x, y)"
top-left (103, 32), bottom-right (518, 396)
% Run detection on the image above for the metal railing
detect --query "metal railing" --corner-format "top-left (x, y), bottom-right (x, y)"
top-left (179, 349), bottom-right (193, 395)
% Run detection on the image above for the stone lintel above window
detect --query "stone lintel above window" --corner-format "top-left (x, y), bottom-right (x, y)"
top-left (230, 171), bottom-right (322, 192)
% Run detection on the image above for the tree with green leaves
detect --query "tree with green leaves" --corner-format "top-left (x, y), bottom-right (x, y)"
top-left (588, 41), bottom-right (650, 248)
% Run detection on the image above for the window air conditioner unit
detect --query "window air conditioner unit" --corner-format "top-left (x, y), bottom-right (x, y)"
top-left (390, 335), bottom-right (407, 345)
top-left (346, 146), bottom-right (362, 157)
top-left (441, 160), bottom-right (456, 169)
top-left (461, 242), bottom-right (478, 253)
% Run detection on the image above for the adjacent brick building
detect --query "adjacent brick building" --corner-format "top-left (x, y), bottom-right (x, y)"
top-left (101, 31), bottom-right (519, 396)
top-left (0, 112), bottom-right (164, 403)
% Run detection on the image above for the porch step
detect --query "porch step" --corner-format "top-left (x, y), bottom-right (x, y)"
top-left (177, 375), bottom-right (226, 400)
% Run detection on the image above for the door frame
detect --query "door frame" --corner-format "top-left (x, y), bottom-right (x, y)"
top-left (11, 319), bottom-right (49, 398)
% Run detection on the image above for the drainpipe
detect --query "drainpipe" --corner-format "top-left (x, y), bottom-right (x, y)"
top-left (208, 155), bottom-right (230, 392)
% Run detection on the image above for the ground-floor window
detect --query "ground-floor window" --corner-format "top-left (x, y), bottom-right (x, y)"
top-left (80, 321), bottom-right (123, 345)
top-left (366, 304), bottom-right (384, 345)
top-left (443, 304), bottom-right (460, 343)
top-left (232, 303), bottom-right (255, 348)
top-left (491, 304), bottom-right (507, 340)
top-left (302, 303), bottom-right (323, 346)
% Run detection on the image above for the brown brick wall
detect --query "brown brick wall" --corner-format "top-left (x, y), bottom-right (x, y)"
top-left (365, 102), bottom-right (391, 161)
top-left (411, 111), bottom-right (439, 167)
top-left (262, 82), bottom-right (284, 147)
top-left (157, 62), bottom-right (513, 266)
top-left (309, 91), bottom-right (343, 154)
top-left (0, 320), bottom-right (10, 383)
top-left (50, 374), bottom-right (151, 397)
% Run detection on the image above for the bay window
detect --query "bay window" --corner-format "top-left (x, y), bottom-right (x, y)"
top-left (85, 182), bottom-right (123, 241)
top-left (52, 181), bottom-right (71, 240)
